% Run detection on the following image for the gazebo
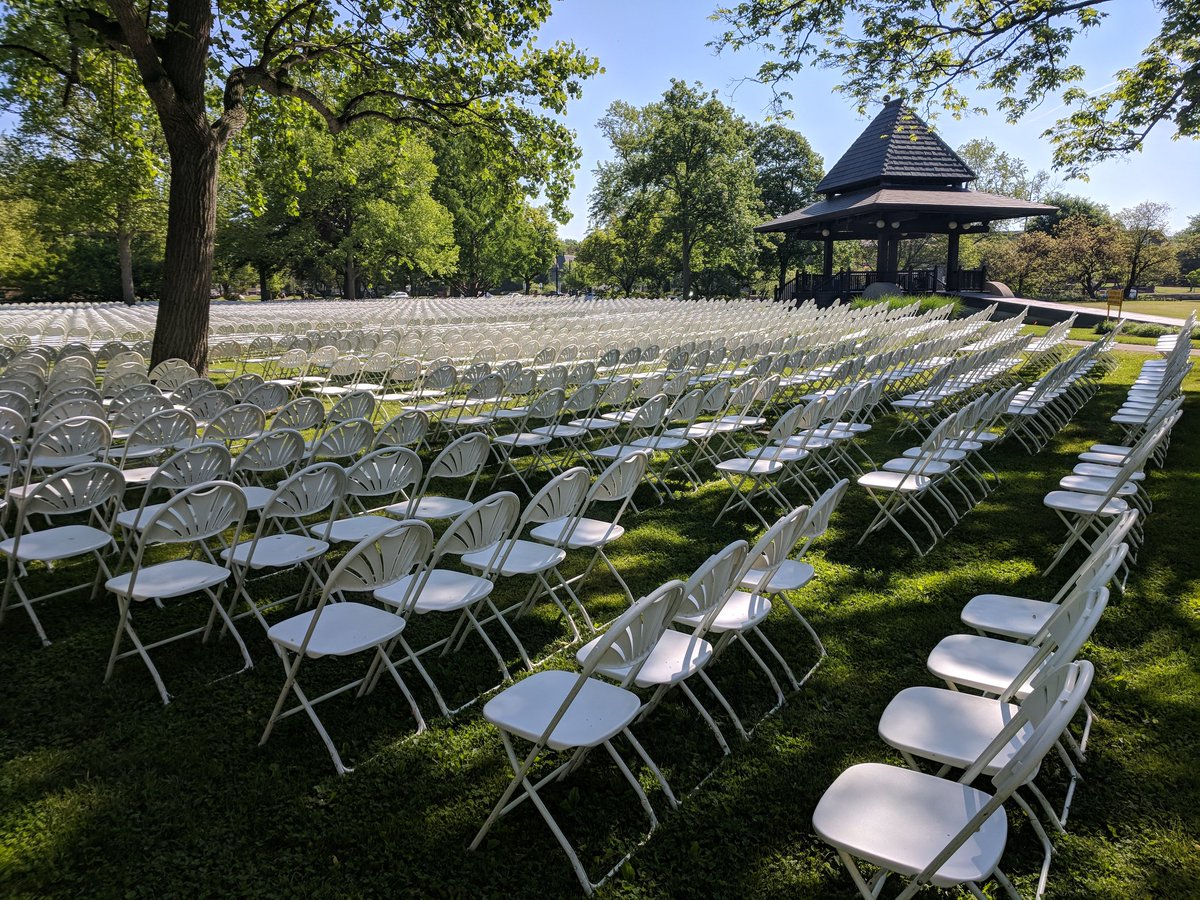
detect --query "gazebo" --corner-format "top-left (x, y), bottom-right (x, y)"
top-left (758, 99), bottom-right (1057, 305)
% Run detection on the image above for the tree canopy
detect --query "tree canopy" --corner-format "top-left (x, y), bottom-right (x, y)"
top-left (0, 0), bottom-right (598, 367)
top-left (713, 0), bottom-right (1200, 176)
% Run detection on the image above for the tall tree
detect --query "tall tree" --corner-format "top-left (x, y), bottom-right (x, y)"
top-left (0, 0), bottom-right (597, 368)
top-left (956, 138), bottom-right (1051, 202)
top-left (1117, 201), bottom-right (1176, 294)
top-left (0, 54), bottom-right (166, 303)
top-left (507, 205), bottom-right (559, 294)
top-left (595, 80), bottom-right (762, 299)
top-left (751, 122), bottom-right (823, 294)
top-left (713, 1), bottom-right (1200, 176)
top-left (1026, 192), bottom-right (1114, 234)
top-left (1055, 214), bottom-right (1124, 298)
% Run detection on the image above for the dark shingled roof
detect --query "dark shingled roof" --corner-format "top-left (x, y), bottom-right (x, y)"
top-left (815, 99), bottom-right (977, 195)
top-left (756, 187), bottom-right (1059, 233)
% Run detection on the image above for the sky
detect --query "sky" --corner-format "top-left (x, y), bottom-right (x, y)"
top-left (539, 0), bottom-right (1197, 239)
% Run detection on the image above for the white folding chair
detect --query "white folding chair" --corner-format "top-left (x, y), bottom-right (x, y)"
top-left (391, 431), bottom-right (490, 522)
top-left (221, 462), bottom-right (347, 630)
top-left (469, 581), bottom-right (682, 895)
top-left (0, 462), bottom-right (124, 645)
top-left (260, 519), bottom-right (434, 775)
top-left (104, 481), bottom-right (249, 704)
top-left (374, 492), bottom-right (522, 715)
top-left (814, 662), bottom-right (1087, 900)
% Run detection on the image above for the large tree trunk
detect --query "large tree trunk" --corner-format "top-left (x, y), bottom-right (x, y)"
top-left (153, 137), bottom-right (220, 372)
top-left (259, 267), bottom-right (272, 302)
top-left (679, 237), bottom-right (693, 299)
top-left (344, 251), bottom-right (357, 300)
top-left (117, 225), bottom-right (136, 306)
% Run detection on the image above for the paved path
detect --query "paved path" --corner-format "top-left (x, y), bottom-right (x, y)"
top-left (1064, 339), bottom-right (1200, 357)
top-left (957, 292), bottom-right (1194, 327)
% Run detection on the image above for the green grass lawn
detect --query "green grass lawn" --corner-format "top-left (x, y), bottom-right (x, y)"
top-left (1, 354), bottom-right (1198, 898)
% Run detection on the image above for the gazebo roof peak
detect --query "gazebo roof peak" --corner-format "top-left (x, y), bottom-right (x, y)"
top-left (815, 98), bottom-right (977, 196)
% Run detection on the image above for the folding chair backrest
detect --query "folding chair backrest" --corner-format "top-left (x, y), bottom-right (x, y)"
top-left (999, 586), bottom-right (1109, 703)
top-left (36, 398), bottom-right (105, 431)
top-left (323, 520), bottom-right (434, 597)
top-left (374, 410), bottom-right (429, 448)
top-left (137, 440), bottom-right (228, 490)
top-left (124, 408), bottom-right (197, 453)
top-left (563, 383), bottom-right (600, 416)
top-left (19, 461), bottom-right (125, 518)
top-left (28, 415), bottom-right (110, 462)
top-left (233, 429), bottom-right (305, 477)
top-left (272, 397), bottom-right (325, 432)
top-left (520, 466), bottom-right (590, 528)
top-left (585, 451), bottom-right (645, 503)
top-left (263, 462), bottom-right (347, 524)
top-left (329, 390), bottom-right (376, 422)
top-left (138, 480), bottom-right (247, 546)
top-left (802, 479), bottom-right (850, 542)
top-left (988, 661), bottom-right (1094, 795)
top-left (436, 491), bottom-right (521, 559)
top-left (310, 418), bottom-right (373, 459)
top-left (347, 447), bottom-right (422, 498)
top-left (186, 390), bottom-right (234, 420)
top-left (589, 579), bottom-right (689, 688)
top-left (204, 404), bottom-right (266, 442)
top-left (0, 407), bottom-right (27, 440)
top-left (427, 431), bottom-right (491, 480)
top-left (244, 382), bottom-right (288, 412)
top-left (741, 505), bottom-right (811, 578)
top-left (680, 540), bottom-right (750, 626)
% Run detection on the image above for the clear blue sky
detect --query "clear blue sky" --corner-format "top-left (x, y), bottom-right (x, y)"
top-left (540, 0), bottom-right (1197, 238)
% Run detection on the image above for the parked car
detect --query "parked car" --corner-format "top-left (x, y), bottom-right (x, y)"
top-left (385, 291), bottom-right (410, 299)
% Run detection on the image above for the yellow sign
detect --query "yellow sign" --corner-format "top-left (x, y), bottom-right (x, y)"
top-left (1105, 288), bottom-right (1124, 320)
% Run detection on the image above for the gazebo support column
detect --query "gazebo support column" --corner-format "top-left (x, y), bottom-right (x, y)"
top-left (946, 231), bottom-right (961, 291)
top-left (822, 237), bottom-right (834, 278)
top-left (876, 237), bottom-right (899, 283)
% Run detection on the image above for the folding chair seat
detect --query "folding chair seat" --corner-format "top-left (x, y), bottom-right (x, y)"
top-left (816, 662), bottom-right (1084, 900)
top-left (0, 462), bottom-right (124, 645)
top-left (222, 462), bottom-right (347, 629)
top-left (469, 584), bottom-right (680, 895)
top-left (104, 481), bottom-right (249, 704)
top-left (260, 520), bottom-right (434, 774)
top-left (390, 431), bottom-right (490, 522)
